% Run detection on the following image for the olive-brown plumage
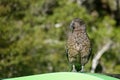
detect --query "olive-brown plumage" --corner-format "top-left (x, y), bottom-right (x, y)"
top-left (66, 18), bottom-right (91, 72)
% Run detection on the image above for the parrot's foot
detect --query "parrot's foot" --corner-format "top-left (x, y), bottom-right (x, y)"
top-left (71, 65), bottom-right (77, 72)
top-left (72, 69), bottom-right (77, 72)
top-left (80, 65), bottom-right (84, 73)
top-left (80, 69), bottom-right (84, 73)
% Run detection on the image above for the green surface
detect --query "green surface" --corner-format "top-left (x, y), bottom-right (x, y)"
top-left (3, 72), bottom-right (119, 80)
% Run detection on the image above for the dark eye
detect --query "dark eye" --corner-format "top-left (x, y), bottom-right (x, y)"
top-left (79, 21), bottom-right (84, 25)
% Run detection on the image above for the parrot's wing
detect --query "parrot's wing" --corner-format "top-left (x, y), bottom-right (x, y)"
top-left (88, 46), bottom-right (92, 60)
top-left (65, 47), bottom-right (69, 61)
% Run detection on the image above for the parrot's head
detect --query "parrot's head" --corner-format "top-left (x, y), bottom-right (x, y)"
top-left (70, 18), bottom-right (86, 32)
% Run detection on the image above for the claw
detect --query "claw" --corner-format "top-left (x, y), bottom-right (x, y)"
top-left (72, 65), bottom-right (77, 72)
top-left (80, 65), bottom-right (84, 72)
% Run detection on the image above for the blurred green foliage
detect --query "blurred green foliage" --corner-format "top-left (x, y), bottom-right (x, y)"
top-left (0, 0), bottom-right (120, 78)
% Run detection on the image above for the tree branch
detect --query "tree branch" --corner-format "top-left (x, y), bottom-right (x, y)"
top-left (91, 41), bottom-right (113, 73)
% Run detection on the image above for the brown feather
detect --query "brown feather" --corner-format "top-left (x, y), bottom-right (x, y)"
top-left (66, 18), bottom-right (91, 71)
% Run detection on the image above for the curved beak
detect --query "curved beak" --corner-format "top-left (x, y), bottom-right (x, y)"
top-left (70, 21), bottom-right (74, 31)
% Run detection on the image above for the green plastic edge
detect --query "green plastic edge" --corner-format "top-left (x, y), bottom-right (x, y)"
top-left (87, 73), bottom-right (119, 80)
top-left (3, 72), bottom-right (119, 80)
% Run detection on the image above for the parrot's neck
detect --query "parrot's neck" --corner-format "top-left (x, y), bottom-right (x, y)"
top-left (72, 30), bottom-right (87, 39)
top-left (73, 29), bottom-right (86, 33)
